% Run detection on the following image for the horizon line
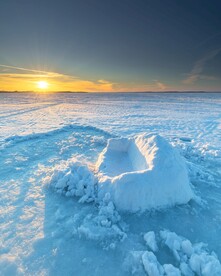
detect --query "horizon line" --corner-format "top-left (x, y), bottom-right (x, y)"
top-left (0, 90), bottom-right (221, 94)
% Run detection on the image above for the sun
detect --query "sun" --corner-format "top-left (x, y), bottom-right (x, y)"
top-left (37, 80), bottom-right (48, 90)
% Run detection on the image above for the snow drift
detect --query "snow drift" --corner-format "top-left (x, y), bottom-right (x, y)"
top-left (96, 133), bottom-right (193, 212)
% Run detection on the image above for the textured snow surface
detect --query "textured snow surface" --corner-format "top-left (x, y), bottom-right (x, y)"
top-left (0, 92), bottom-right (221, 275)
top-left (97, 134), bottom-right (193, 211)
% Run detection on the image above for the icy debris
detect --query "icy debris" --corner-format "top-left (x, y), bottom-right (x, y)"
top-left (142, 251), bottom-right (164, 276)
top-left (97, 133), bottom-right (193, 212)
top-left (125, 230), bottom-right (221, 276)
top-left (77, 215), bottom-right (125, 242)
top-left (125, 250), bottom-right (182, 276)
top-left (181, 239), bottom-right (194, 257)
top-left (144, 231), bottom-right (158, 252)
top-left (76, 192), bottom-right (125, 243)
top-left (173, 138), bottom-right (221, 163)
top-left (97, 193), bottom-right (121, 226)
top-left (189, 252), bottom-right (221, 276)
top-left (45, 160), bottom-right (126, 244)
top-left (173, 138), bottom-right (220, 188)
top-left (160, 230), bottom-right (221, 276)
top-left (77, 197), bottom-right (126, 243)
top-left (45, 159), bottom-right (97, 203)
top-left (123, 251), bottom-right (145, 275)
top-left (180, 262), bottom-right (194, 276)
top-left (163, 264), bottom-right (181, 276)
top-left (160, 230), bottom-right (183, 261)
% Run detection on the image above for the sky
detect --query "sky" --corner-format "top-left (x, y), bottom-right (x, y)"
top-left (0, 0), bottom-right (221, 92)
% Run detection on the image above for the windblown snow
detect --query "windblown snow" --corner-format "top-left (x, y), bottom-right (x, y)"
top-left (0, 92), bottom-right (221, 276)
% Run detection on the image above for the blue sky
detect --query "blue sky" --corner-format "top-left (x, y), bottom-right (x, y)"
top-left (0, 0), bottom-right (221, 91)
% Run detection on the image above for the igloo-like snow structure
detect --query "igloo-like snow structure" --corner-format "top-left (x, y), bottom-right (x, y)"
top-left (96, 133), bottom-right (193, 212)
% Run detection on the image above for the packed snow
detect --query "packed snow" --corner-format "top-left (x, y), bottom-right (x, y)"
top-left (96, 134), bottom-right (193, 212)
top-left (44, 133), bottom-right (193, 213)
top-left (0, 92), bottom-right (221, 275)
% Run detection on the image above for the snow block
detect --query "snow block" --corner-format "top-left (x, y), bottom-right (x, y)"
top-left (96, 133), bottom-right (193, 212)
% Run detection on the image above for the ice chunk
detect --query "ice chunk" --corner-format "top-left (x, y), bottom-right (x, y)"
top-left (160, 230), bottom-right (182, 261)
top-left (160, 230), bottom-right (221, 276)
top-left (144, 231), bottom-right (158, 252)
top-left (45, 159), bottom-right (96, 203)
top-left (180, 262), bottom-right (194, 276)
top-left (141, 251), bottom-right (164, 276)
top-left (189, 252), bottom-right (221, 276)
top-left (97, 133), bottom-right (193, 212)
top-left (123, 251), bottom-right (145, 275)
top-left (181, 239), bottom-right (194, 257)
top-left (163, 264), bottom-right (181, 276)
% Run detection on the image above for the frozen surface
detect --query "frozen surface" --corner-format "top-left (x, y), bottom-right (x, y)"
top-left (0, 92), bottom-right (221, 275)
top-left (97, 134), bottom-right (193, 212)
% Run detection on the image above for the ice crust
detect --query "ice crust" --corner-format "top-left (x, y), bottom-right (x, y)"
top-left (97, 133), bottom-right (193, 212)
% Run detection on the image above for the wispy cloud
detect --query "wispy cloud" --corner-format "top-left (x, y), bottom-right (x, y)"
top-left (183, 48), bottom-right (221, 84)
top-left (154, 80), bottom-right (167, 90)
top-left (0, 64), bottom-right (115, 92)
top-left (114, 80), bottom-right (168, 92)
top-left (0, 64), bottom-right (77, 79)
top-left (0, 64), bottom-right (170, 92)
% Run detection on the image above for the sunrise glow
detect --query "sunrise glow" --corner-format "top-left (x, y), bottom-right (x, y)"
top-left (37, 81), bottom-right (48, 90)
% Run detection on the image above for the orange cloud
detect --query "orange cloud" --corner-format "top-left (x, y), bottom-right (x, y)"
top-left (0, 64), bottom-right (170, 92)
top-left (0, 65), bottom-right (114, 92)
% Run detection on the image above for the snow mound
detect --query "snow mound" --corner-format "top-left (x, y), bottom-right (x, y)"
top-left (97, 133), bottom-right (193, 212)
top-left (44, 159), bottom-right (96, 203)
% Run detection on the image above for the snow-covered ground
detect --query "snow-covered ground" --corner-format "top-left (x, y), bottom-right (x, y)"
top-left (0, 92), bottom-right (221, 275)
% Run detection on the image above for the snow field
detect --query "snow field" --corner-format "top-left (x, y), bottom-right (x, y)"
top-left (0, 92), bottom-right (220, 275)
